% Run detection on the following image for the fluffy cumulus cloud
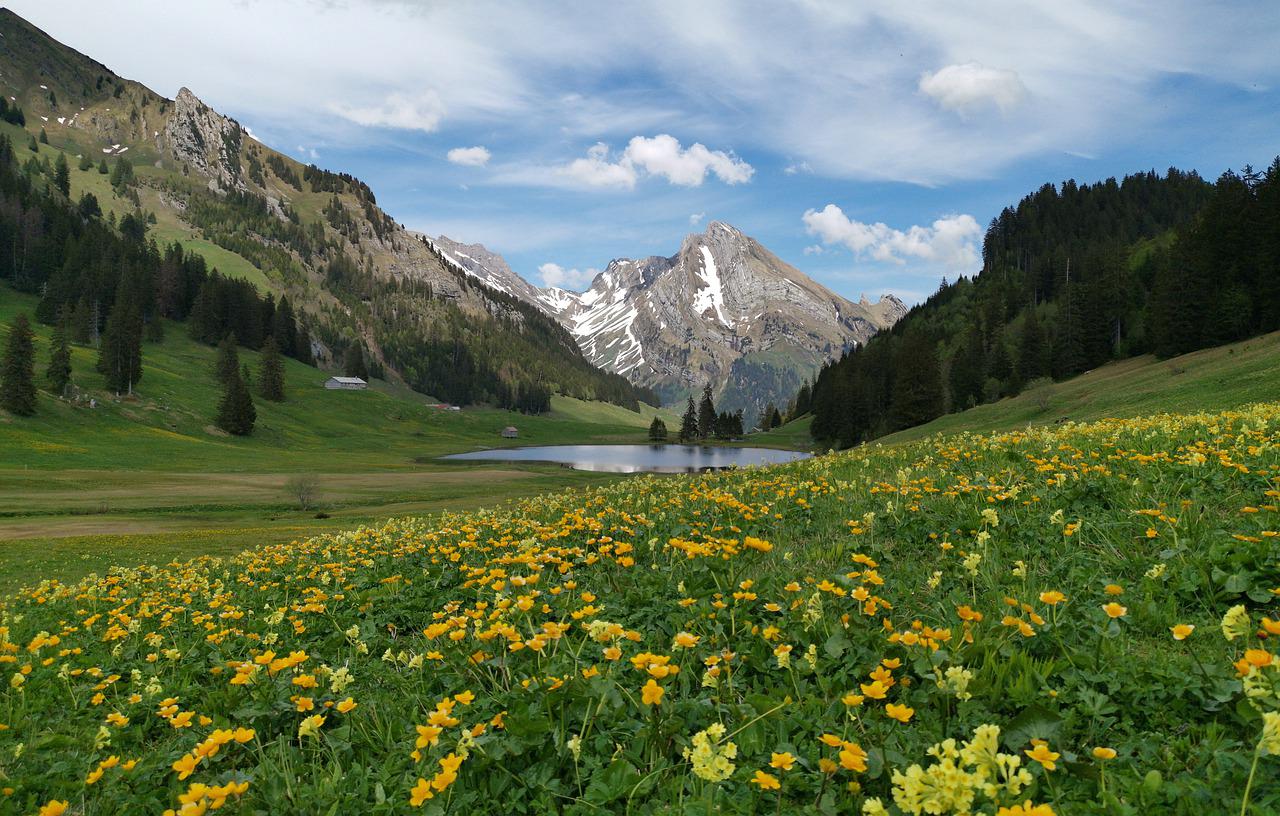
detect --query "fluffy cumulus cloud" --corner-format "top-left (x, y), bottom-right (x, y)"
top-left (538, 262), bottom-right (598, 290)
top-left (803, 204), bottom-right (982, 271)
top-left (555, 135), bottom-right (753, 190)
top-left (689, 212), bottom-right (705, 225)
top-left (333, 90), bottom-right (445, 132)
top-left (918, 62), bottom-right (1027, 115)
top-left (446, 145), bottom-right (491, 166)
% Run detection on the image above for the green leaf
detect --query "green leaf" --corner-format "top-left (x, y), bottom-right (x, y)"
top-left (1000, 704), bottom-right (1064, 749)
top-left (584, 758), bottom-right (640, 805)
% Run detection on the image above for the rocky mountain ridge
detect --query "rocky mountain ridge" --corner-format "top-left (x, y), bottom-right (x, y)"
top-left (435, 222), bottom-right (906, 423)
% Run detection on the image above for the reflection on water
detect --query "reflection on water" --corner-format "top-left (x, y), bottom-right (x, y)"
top-left (441, 444), bottom-right (811, 473)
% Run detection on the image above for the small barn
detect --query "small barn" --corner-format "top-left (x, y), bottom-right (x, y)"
top-left (324, 376), bottom-right (367, 390)
top-left (501, 426), bottom-right (519, 438)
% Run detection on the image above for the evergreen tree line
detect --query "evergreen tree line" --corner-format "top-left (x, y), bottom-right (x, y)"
top-left (811, 159), bottom-right (1280, 448)
top-left (0, 132), bottom-right (313, 405)
top-left (677, 384), bottom-right (745, 442)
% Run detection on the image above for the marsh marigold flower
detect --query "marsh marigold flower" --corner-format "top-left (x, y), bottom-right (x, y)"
top-left (751, 769), bottom-right (780, 790)
top-left (1102, 603), bottom-right (1127, 619)
top-left (1025, 741), bottom-right (1060, 771)
top-left (1039, 590), bottom-right (1066, 605)
top-left (641, 678), bottom-right (664, 706)
top-left (1171, 624), bottom-right (1195, 640)
top-left (996, 803), bottom-right (1057, 816)
top-left (770, 752), bottom-right (796, 771)
top-left (1092, 747), bottom-right (1117, 760)
top-left (885, 703), bottom-right (914, 723)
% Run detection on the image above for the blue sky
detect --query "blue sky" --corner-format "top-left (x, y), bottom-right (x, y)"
top-left (13, 1), bottom-right (1280, 304)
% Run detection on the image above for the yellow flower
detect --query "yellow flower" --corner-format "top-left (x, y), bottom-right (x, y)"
top-left (38, 801), bottom-right (69, 816)
top-left (1104, 584), bottom-right (1124, 596)
top-left (85, 767), bottom-right (104, 785)
top-left (860, 680), bottom-right (888, 699)
top-left (751, 769), bottom-right (781, 790)
top-left (1092, 747), bottom-right (1117, 760)
top-left (171, 753), bottom-right (200, 780)
top-left (996, 803), bottom-right (1057, 816)
top-left (1025, 741), bottom-right (1060, 770)
top-left (454, 690), bottom-right (475, 705)
top-left (770, 751), bottom-right (796, 771)
top-left (885, 703), bottom-right (914, 723)
top-left (1102, 602), bottom-right (1127, 619)
top-left (1222, 604), bottom-right (1250, 641)
top-left (336, 697), bottom-right (357, 714)
top-left (673, 632), bottom-right (700, 649)
top-left (1260, 711), bottom-right (1280, 755)
top-left (298, 714), bottom-right (326, 740)
top-left (409, 776), bottom-right (434, 806)
top-left (1038, 590), bottom-right (1066, 605)
top-left (839, 742), bottom-right (869, 772)
top-left (1170, 624), bottom-right (1195, 640)
top-left (641, 678), bottom-right (664, 706)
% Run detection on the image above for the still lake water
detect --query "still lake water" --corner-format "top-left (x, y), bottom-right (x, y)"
top-left (442, 444), bottom-right (811, 473)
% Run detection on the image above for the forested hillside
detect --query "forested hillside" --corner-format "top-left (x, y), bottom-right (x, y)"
top-left (811, 159), bottom-right (1280, 446)
top-left (0, 9), bottom-right (655, 413)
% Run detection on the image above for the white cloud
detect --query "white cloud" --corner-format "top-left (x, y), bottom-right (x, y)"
top-left (689, 212), bottom-right (705, 225)
top-left (332, 90), bottom-right (445, 132)
top-left (538, 262), bottom-right (598, 290)
top-left (803, 204), bottom-right (981, 271)
top-left (623, 134), bottom-right (753, 186)
top-left (553, 135), bottom-right (752, 190)
top-left (784, 161), bottom-right (812, 175)
top-left (918, 62), bottom-right (1027, 115)
top-left (447, 145), bottom-right (491, 166)
top-left (802, 244), bottom-right (825, 256)
top-left (558, 142), bottom-right (639, 189)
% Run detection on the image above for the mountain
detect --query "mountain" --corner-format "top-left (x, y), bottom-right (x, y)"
top-left (437, 222), bottom-right (905, 425)
top-left (0, 9), bottom-right (654, 412)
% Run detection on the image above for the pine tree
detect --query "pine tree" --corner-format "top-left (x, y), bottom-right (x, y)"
top-left (215, 334), bottom-right (239, 386)
top-left (53, 152), bottom-right (70, 197)
top-left (98, 158), bottom-right (109, 174)
top-left (1016, 307), bottom-right (1045, 384)
top-left (78, 153), bottom-right (92, 171)
top-left (47, 319), bottom-right (72, 396)
top-left (38, 127), bottom-right (48, 144)
top-left (760, 402), bottom-right (777, 432)
top-left (678, 396), bottom-right (699, 442)
top-left (1, 314), bottom-right (37, 416)
top-left (648, 417), bottom-right (667, 442)
top-left (294, 326), bottom-right (314, 366)
top-left (257, 336), bottom-right (286, 402)
top-left (696, 383), bottom-right (715, 439)
top-left (215, 361), bottom-right (256, 436)
top-left (97, 289), bottom-right (143, 394)
top-left (889, 331), bottom-right (944, 430)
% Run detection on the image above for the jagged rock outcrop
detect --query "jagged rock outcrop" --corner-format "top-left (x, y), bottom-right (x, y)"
top-left (163, 87), bottom-right (245, 193)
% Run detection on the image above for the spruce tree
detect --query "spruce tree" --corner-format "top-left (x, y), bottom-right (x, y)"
top-left (47, 320), bottom-right (72, 396)
top-left (696, 383), bottom-right (716, 440)
top-left (294, 326), bottom-right (314, 366)
top-left (258, 336), bottom-right (286, 402)
top-left (53, 152), bottom-right (70, 197)
top-left (889, 331), bottom-right (944, 430)
top-left (97, 292), bottom-right (143, 394)
top-left (647, 417), bottom-right (667, 442)
top-left (1, 314), bottom-right (37, 416)
top-left (38, 127), bottom-right (48, 144)
top-left (78, 153), bottom-right (92, 171)
top-left (760, 402), bottom-right (777, 432)
top-left (98, 158), bottom-right (109, 174)
top-left (678, 396), bottom-right (699, 442)
top-left (1016, 307), bottom-right (1045, 384)
top-left (215, 334), bottom-right (239, 386)
top-left (215, 362), bottom-right (256, 436)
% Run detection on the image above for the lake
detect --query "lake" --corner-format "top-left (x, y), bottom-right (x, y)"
top-left (441, 444), bottom-right (812, 473)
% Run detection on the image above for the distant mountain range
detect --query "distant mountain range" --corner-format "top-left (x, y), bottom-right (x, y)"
top-left (432, 225), bottom-right (905, 424)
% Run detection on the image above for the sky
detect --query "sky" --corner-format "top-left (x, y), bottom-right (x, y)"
top-left (12, 1), bottom-right (1280, 304)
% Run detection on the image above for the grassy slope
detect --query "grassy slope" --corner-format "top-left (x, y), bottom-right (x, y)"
top-left (0, 285), bottom-right (679, 588)
top-left (877, 329), bottom-right (1280, 446)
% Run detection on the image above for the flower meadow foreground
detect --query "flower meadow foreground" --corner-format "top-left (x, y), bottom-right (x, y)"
top-left (4, 406), bottom-right (1280, 815)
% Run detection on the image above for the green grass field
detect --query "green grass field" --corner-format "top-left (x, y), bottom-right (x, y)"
top-left (0, 285), bottom-right (687, 588)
